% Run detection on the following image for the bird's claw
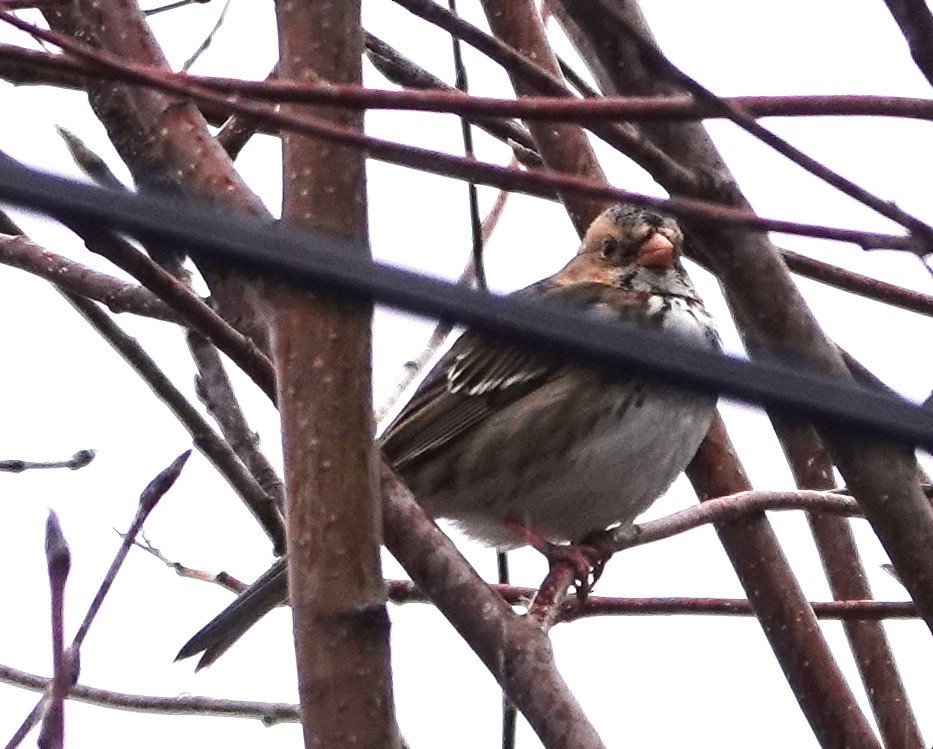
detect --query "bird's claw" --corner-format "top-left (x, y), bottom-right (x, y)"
top-left (543, 532), bottom-right (616, 602)
top-left (503, 517), bottom-right (616, 600)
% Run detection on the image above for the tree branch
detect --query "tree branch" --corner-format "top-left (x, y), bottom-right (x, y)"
top-left (0, 664), bottom-right (299, 725)
top-left (271, 1), bottom-right (397, 746)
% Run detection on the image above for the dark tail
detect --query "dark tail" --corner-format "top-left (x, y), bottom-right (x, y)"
top-left (176, 558), bottom-right (288, 670)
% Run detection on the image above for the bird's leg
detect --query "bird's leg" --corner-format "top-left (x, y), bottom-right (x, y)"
top-left (503, 517), bottom-right (613, 600)
top-left (577, 529), bottom-right (618, 587)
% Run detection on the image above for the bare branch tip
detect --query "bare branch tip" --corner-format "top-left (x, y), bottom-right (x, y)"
top-left (44, 510), bottom-right (71, 580)
top-left (138, 450), bottom-right (192, 511)
top-left (67, 449), bottom-right (96, 470)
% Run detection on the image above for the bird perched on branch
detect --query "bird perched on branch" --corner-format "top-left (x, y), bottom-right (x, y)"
top-left (177, 205), bottom-right (721, 668)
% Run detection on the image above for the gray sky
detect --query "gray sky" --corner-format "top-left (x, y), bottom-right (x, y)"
top-left (1, 1), bottom-right (931, 746)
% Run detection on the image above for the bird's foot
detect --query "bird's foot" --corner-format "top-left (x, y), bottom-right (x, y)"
top-left (577, 529), bottom-right (618, 590)
top-left (541, 543), bottom-right (601, 600)
top-left (504, 518), bottom-right (616, 601)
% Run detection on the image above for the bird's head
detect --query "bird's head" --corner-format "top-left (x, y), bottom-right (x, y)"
top-left (557, 206), bottom-right (693, 295)
top-left (581, 205), bottom-right (682, 268)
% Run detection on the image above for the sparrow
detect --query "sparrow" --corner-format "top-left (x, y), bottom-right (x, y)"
top-left (177, 205), bottom-right (721, 668)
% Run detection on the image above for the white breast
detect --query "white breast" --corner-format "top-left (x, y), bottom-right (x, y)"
top-left (650, 295), bottom-right (720, 348)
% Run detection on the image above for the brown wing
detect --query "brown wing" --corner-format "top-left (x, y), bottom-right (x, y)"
top-left (380, 333), bottom-right (553, 470)
top-left (380, 281), bottom-right (648, 471)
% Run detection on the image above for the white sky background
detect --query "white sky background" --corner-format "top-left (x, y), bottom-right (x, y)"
top-left (1, 0), bottom-right (932, 747)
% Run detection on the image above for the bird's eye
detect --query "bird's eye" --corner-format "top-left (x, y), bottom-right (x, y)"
top-left (600, 238), bottom-right (616, 259)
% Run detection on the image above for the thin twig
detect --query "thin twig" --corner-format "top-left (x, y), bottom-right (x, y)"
top-left (124, 531), bottom-right (248, 594)
top-left (0, 663), bottom-right (300, 724)
top-left (4, 43), bottom-right (933, 123)
top-left (530, 489), bottom-right (864, 627)
top-left (102, 537), bottom-right (924, 622)
top-left (77, 452), bottom-right (191, 647)
top-left (181, 0), bottom-right (231, 71)
top-left (0, 450), bottom-right (95, 473)
top-left (613, 490), bottom-right (861, 549)
top-left (36, 512), bottom-right (70, 749)
top-left (9, 454), bottom-right (189, 749)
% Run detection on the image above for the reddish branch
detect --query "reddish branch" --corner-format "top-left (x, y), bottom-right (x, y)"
top-left (558, 596), bottom-right (918, 622)
top-left (0, 18), bottom-right (922, 253)
top-left (781, 248), bottom-right (933, 317)
top-left (406, 579), bottom-right (923, 622)
top-left (6, 42), bottom-right (933, 121)
top-left (394, 0), bottom-right (932, 244)
top-left (134, 84), bottom-right (933, 123)
top-left (0, 17), bottom-right (912, 131)
top-left (132, 536), bottom-right (920, 622)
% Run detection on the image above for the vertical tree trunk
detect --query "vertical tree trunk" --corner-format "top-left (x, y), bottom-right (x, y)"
top-left (272, 2), bottom-right (398, 747)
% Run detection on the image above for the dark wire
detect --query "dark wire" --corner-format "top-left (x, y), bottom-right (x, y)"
top-left (1, 156), bottom-right (932, 450)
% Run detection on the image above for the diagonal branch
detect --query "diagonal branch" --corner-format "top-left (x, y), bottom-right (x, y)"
top-left (549, 3), bottom-right (926, 746)
top-left (0, 232), bottom-right (180, 322)
top-left (881, 0), bottom-right (933, 86)
top-left (40, 0), bottom-right (269, 349)
top-left (773, 415), bottom-right (924, 748)
top-left (381, 468), bottom-right (606, 749)
top-left (64, 292), bottom-right (285, 550)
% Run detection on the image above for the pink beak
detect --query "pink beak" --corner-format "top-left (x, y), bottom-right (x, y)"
top-left (635, 232), bottom-right (675, 269)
